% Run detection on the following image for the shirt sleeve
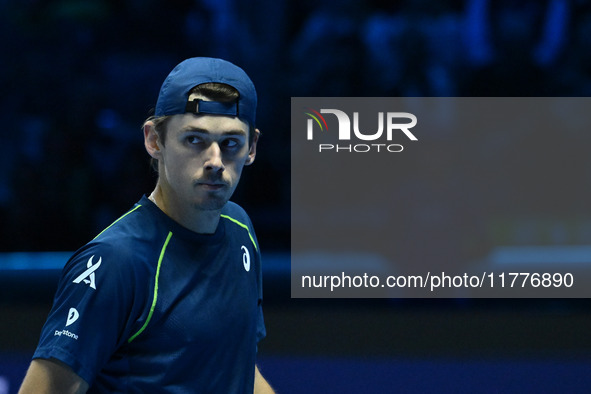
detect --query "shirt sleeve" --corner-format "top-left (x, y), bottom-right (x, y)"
top-left (32, 241), bottom-right (148, 386)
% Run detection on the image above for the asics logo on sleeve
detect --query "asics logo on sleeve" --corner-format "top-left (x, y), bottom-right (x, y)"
top-left (241, 246), bottom-right (250, 272)
top-left (73, 255), bottom-right (102, 289)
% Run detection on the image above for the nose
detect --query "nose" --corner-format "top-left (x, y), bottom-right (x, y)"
top-left (204, 142), bottom-right (225, 172)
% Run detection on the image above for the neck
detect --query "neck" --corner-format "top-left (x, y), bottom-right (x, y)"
top-left (149, 185), bottom-right (221, 234)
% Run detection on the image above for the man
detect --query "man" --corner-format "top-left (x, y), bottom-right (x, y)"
top-left (19, 57), bottom-right (274, 393)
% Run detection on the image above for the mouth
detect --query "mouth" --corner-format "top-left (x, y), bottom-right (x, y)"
top-left (196, 182), bottom-right (227, 191)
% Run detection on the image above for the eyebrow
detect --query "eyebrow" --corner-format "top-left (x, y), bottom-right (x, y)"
top-left (180, 126), bottom-right (247, 136)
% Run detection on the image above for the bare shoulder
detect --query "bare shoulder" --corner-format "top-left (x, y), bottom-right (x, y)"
top-left (19, 358), bottom-right (89, 394)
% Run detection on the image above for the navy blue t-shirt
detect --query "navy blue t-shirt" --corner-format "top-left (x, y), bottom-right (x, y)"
top-left (33, 196), bottom-right (266, 393)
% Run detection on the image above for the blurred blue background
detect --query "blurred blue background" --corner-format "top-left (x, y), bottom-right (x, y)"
top-left (2, 0), bottom-right (591, 392)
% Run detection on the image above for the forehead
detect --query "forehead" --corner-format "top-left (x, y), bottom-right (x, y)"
top-left (167, 113), bottom-right (249, 135)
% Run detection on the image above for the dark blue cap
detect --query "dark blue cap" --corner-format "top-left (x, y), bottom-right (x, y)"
top-left (155, 57), bottom-right (257, 126)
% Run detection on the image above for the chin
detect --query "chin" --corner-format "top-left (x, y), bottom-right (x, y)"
top-left (192, 198), bottom-right (229, 212)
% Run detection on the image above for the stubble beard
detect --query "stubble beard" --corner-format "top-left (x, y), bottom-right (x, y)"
top-left (193, 197), bottom-right (227, 212)
top-left (192, 187), bottom-right (232, 212)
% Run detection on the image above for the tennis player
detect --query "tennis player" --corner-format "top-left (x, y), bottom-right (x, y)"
top-left (19, 57), bottom-right (274, 393)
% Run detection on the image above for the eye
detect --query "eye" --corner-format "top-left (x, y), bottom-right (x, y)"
top-left (222, 138), bottom-right (242, 149)
top-left (186, 135), bottom-right (203, 145)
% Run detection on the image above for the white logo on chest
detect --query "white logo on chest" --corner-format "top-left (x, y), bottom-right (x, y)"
top-left (241, 245), bottom-right (250, 272)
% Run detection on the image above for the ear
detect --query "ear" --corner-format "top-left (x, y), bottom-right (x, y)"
top-left (144, 121), bottom-right (162, 159)
top-left (245, 128), bottom-right (260, 166)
